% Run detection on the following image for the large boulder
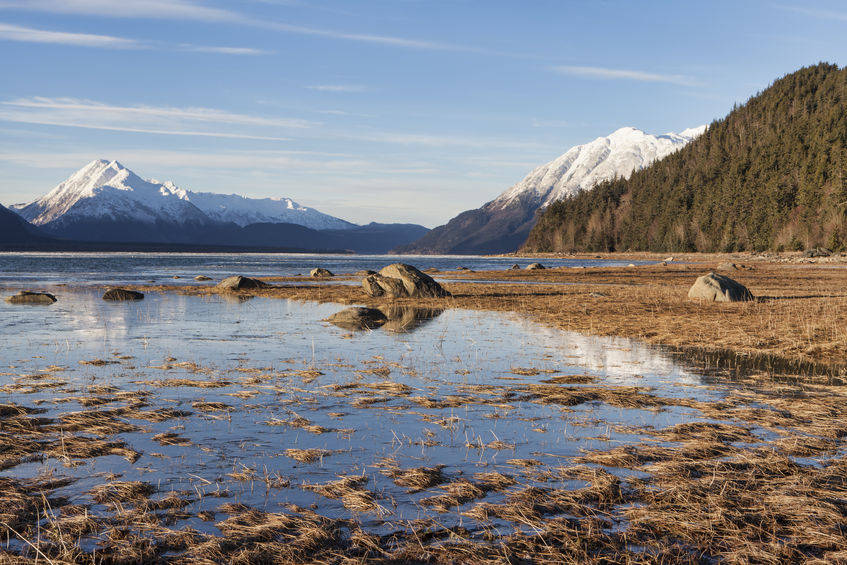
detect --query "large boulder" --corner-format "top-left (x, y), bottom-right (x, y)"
top-left (325, 307), bottom-right (388, 330)
top-left (5, 291), bottom-right (56, 305)
top-left (310, 268), bottom-right (334, 278)
top-left (362, 274), bottom-right (407, 298)
top-left (215, 275), bottom-right (268, 291)
top-left (103, 288), bottom-right (144, 301)
top-left (380, 263), bottom-right (451, 298)
top-left (688, 272), bottom-right (754, 302)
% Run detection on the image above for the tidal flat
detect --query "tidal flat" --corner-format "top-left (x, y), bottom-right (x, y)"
top-left (1, 254), bottom-right (847, 562)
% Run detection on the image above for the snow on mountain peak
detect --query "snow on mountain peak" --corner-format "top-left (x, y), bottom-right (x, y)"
top-left (13, 160), bottom-right (355, 230)
top-left (491, 125), bottom-right (706, 211)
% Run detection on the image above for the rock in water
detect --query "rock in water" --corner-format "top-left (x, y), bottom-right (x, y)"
top-left (215, 276), bottom-right (268, 291)
top-left (5, 291), bottom-right (56, 304)
top-left (362, 273), bottom-right (408, 298)
top-left (525, 263), bottom-right (545, 270)
top-left (510, 264), bottom-right (521, 270)
top-left (325, 307), bottom-right (388, 330)
top-left (688, 273), bottom-right (753, 302)
top-left (378, 264), bottom-right (451, 298)
top-left (195, 275), bottom-right (212, 281)
top-left (103, 288), bottom-right (144, 301)
top-left (310, 268), bottom-right (334, 278)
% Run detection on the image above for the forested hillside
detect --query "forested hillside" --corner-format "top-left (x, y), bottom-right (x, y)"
top-left (523, 63), bottom-right (847, 252)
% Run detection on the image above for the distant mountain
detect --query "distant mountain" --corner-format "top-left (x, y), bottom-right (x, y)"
top-left (8, 160), bottom-right (427, 252)
top-left (523, 63), bottom-right (847, 253)
top-left (12, 159), bottom-right (353, 242)
top-left (0, 203), bottom-right (46, 244)
top-left (395, 126), bottom-right (704, 254)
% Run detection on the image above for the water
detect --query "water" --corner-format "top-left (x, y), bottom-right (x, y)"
top-left (0, 290), bottom-right (738, 542)
top-left (0, 252), bottom-right (653, 287)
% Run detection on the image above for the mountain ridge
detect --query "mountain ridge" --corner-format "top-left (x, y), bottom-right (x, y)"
top-left (394, 125), bottom-right (704, 255)
top-left (523, 63), bottom-right (847, 253)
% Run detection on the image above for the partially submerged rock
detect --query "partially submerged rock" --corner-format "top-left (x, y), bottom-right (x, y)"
top-left (526, 263), bottom-right (545, 270)
top-left (325, 307), bottom-right (387, 330)
top-left (510, 264), bottom-right (521, 270)
top-left (310, 268), bottom-right (334, 278)
top-left (362, 264), bottom-right (450, 298)
top-left (688, 272), bottom-right (754, 302)
top-left (215, 276), bottom-right (268, 291)
top-left (194, 275), bottom-right (212, 281)
top-left (5, 291), bottom-right (56, 305)
top-left (102, 288), bottom-right (144, 301)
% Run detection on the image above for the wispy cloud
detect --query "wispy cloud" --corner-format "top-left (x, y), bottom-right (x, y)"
top-left (0, 0), bottom-right (234, 22)
top-left (552, 65), bottom-right (698, 86)
top-left (0, 0), bottom-right (490, 54)
top-left (0, 21), bottom-right (140, 48)
top-left (778, 4), bottom-right (847, 22)
top-left (0, 21), bottom-right (270, 54)
top-left (306, 84), bottom-right (368, 93)
top-left (0, 97), bottom-right (313, 140)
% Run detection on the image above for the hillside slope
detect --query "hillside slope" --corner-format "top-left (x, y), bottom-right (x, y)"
top-left (395, 126), bottom-right (702, 254)
top-left (524, 63), bottom-right (847, 253)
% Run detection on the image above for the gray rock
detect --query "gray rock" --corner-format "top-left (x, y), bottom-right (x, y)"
top-left (688, 272), bottom-right (754, 302)
top-left (103, 288), bottom-right (144, 301)
top-left (525, 263), bottom-right (545, 270)
top-left (510, 264), bottom-right (521, 270)
top-left (5, 291), bottom-right (56, 305)
top-left (215, 275), bottom-right (268, 291)
top-left (310, 268), bottom-right (334, 278)
top-left (362, 273), bottom-right (409, 298)
top-left (804, 247), bottom-right (831, 258)
top-left (325, 307), bottom-right (388, 330)
top-left (362, 264), bottom-right (450, 298)
top-left (194, 275), bottom-right (212, 281)
top-left (379, 263), bottom-right (451, 298)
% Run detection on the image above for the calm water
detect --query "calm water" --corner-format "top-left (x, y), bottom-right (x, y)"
top-left (0, 252), bottom-right (652, 287)
top-left (0, 290), bottom-right (743, 540)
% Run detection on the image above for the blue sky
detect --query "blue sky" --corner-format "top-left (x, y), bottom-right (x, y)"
top-left (0, 0), bottom-right (845, 226)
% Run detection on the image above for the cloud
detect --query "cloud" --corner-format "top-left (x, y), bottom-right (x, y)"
top-left (0, 0), bottom-right (234, 21)
top-left (778, 4), bottom-right (847, 22)
top-left (0, 21), bottom-right (271, 54)
top-left (552, 65), bottom-right (698, 86)
top-left (0, 97), bottom-right (313, 140)
top-left (177, 44), bottom-right (271, 55)
top-left (306, 84), bottom-right (368, 93)
top-left (0, 21), bottom-right (140, 48)
top-left (0, 0), bottom-right (489, 54)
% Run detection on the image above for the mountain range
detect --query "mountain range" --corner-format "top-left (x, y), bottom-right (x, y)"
top-left (523, 63), bottom-right (847, 253)
top-left (395, 126), bottom-right (705, 254)
top-left (3, 160), bottom-right (425, 252)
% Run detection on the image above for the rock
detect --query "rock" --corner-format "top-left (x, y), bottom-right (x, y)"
top-left (660, 261), bottom-right (668, 266)
top-left (378, 263), bottom-right (451, 298)
top-left (102, 288), bottom-right (144, 301)
top-left (510, 264), bottom-right (521, 270)
top-left (215, 275), bottom-right (268, 291)
top-left (325, 307), bottom-right (387, 330)
top-left (172, 276), bottom-right (180, 279)
top-left (5, 291), bottom-right (56, 305)
top-left (194, 275), bottom-right (212, 281)
top-left (356, 270), bottom-right (377, 276)
top-left (804, 247), bottom-right (831, 258)
top-left (362, 274), bottom-right (407, 298)
top-left (717, 262), bottom-right (738, 271)
top-left (525, 263), bottom-right (545, 270)
top-left (457, 266), bottom-right (471, 270)
top-left (310, 268), bottom-right (334, 278)
top-left (688, 272), bottom-right (754, 302)
top-left (664, 256), bottom-right (674, 262)
top-left (628, 263), bottom-right (636, 267)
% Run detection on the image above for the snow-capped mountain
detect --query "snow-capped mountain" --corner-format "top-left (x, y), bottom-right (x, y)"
top-left (395, 126), bottom-right (706, 254)
top-left (12, 160), bottom-right (354, 241)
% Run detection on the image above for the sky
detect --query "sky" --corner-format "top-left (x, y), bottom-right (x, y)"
top-left (0, 0), bottom-right (846, 227)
